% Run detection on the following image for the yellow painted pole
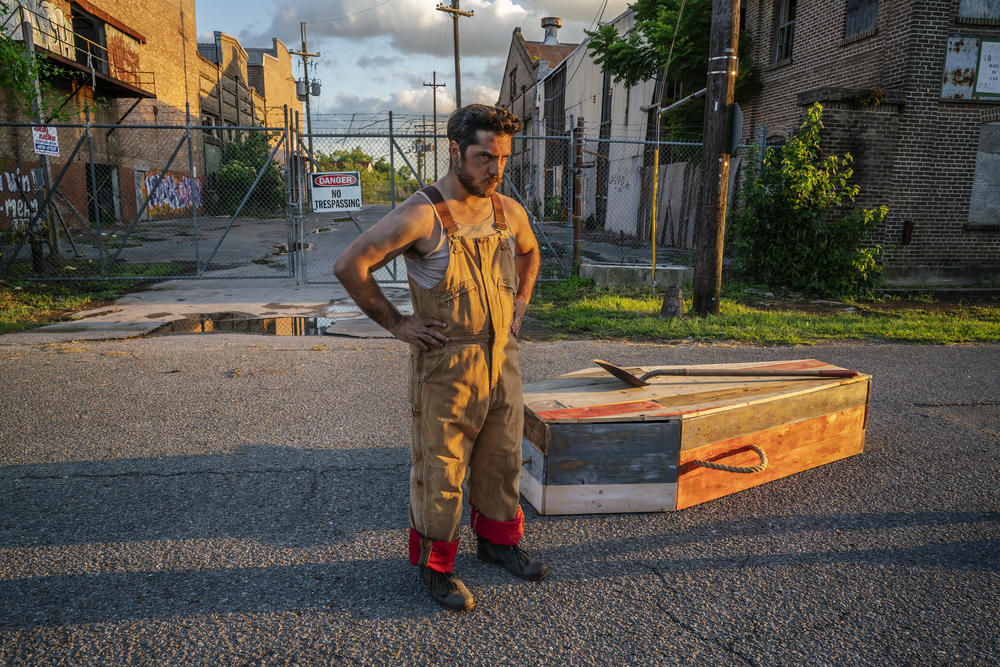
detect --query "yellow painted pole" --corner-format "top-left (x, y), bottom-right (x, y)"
top-left (651, 142), bottom-right (658, 287)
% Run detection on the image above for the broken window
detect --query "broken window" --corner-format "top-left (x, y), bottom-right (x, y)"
top-left (845, 0), bottom-right (879, 38)
top-left (969, 122), bottom-right (1000, 225)
top-left (71, 5), bottom-right (109, 76)
top-left (773, 0), bottom-right (796, 63)
top-left (959, 1), bottom-right (1000, 21)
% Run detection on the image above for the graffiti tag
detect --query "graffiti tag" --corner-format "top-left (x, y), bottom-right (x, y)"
top-left (144, 172), bottom-right (203, 215)
top-left (1, 167), bottom-right (40, 231)
top-left (609, 172), bottom-right (631, 194)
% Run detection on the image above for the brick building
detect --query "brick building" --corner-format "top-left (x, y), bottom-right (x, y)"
top-left (741, 0), bottom-right (1000, 285)
top-left (0, 0), bottom-right (300, 232)
top-left (197, 32), bottom-right (299, 174)
top-left (496, 17), bottom-right (577, 204)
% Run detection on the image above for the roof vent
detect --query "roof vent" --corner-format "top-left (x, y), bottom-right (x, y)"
top-left (541, 17), bottom-right (561, 46)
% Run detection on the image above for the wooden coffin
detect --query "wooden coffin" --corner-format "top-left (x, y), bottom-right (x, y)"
top-left (519, 359), bottom-right (870, 514)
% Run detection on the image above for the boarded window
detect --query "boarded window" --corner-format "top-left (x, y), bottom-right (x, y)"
top-left (845, 0), bottom-right (879, 38)
top-left (969, 122), bottom-right (1000, 224)
top-left (959, 1), bottom-right (1000, 20)
top-left (773, 0), bottom-right (796, 63)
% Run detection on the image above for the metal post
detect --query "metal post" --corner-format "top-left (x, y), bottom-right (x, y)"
top-left (186, 102), bottom-right (200, 275)
top-left (424, 71), bottom-right (445, 181)
top-left (21, 19), bottom-right (60, 256)
top-left (389, 110), bottom-right (396, 209)
top-left (85, 103), bottom-right (104, 275)
top-left (572, 117), bottom-right (584, 276)
top-left (651, 130), bottom-right (660, 287)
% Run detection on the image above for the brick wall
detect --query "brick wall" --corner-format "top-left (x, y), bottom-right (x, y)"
top-left (741, 0), bottom-right (1000, 283)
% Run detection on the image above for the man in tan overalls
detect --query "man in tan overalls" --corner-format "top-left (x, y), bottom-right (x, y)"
top-left (334, 105), bottom-right (546, 611)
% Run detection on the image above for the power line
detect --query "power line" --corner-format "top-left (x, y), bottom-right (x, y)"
top-left (306, 0), bottom-right (396, 26)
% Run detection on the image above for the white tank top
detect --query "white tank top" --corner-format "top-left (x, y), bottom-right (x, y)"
top-left (403, 190), bottom-right (501, 289)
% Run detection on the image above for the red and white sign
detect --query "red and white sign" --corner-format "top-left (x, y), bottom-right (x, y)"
top-left (32, 126), bottom-right (59, 157)
top-left (311, 171), bottom-right (362, 212)
top-left (313, 173), bottom-right (358, 187)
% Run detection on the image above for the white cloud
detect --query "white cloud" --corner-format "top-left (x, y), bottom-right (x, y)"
top-left (242, 0), bottom-right (631, 59)
top-left (316, 83), bottom-right (499, 116)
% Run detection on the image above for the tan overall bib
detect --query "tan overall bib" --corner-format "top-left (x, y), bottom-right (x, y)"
top-left (407, 185), bottom-right (526, 573)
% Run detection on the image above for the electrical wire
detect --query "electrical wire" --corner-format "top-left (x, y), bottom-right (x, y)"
top-left (305, 0), bottom-right (396, 26)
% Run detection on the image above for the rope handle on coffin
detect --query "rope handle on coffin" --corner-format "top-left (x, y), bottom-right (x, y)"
top-left (690, 445), bottom-right (768, 474)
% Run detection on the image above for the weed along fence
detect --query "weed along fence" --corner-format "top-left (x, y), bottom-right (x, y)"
top-left (3, 108), bottom-right (757, 287)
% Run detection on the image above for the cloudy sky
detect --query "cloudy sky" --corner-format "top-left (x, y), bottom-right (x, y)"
top-left (195, 1), bottom-right (632, 124)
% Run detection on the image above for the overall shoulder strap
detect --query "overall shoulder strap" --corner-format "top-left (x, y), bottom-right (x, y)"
top-left (490, 193), bottom-right (508, 231)
top-left (420, 186), bottom-right (458, 235)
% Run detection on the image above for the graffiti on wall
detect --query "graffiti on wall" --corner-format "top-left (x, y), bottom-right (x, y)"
top-left (1, 167), bottom-right (41, 231)
top-left (143, 171), bottom-right (203, 217)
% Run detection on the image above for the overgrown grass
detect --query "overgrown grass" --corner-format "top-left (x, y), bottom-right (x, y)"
top-left (0, 262), bottom-right (177, 334)
top-left (531, 278), bottom-right (1000, 345)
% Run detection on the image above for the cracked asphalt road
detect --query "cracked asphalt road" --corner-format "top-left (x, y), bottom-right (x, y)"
top-left (1, 335), bottom-right (997, 665)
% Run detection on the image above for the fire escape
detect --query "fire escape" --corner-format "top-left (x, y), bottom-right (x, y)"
top-left (2, 0), bottom-right (156, 121)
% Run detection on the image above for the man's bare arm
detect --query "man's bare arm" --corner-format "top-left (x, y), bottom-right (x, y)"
top-left (504, 197), bottom-right (541, 335)
top-left (333, 200), bottom-right (449, 350)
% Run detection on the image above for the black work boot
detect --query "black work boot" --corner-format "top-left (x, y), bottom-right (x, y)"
top-left (419, 566), bottom-right (474, 611)
top-left (477, 538), bottom-right (549, 581)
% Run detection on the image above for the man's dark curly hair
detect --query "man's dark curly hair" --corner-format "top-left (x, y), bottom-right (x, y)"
top-left (447, 104), bottom-right (523, 158)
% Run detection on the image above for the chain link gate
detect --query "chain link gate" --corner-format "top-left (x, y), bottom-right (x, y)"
top-left (1, 112), bottom-right (297, 282)
top-left (292, 114), bottom-right (575, 286)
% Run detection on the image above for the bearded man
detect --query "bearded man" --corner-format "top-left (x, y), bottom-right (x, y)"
top-left (334, 104), bottom-right (547, 611)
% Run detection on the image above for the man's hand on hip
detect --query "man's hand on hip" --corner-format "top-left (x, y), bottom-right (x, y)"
top-left (511, 298), bottom-right (528, 336)
top-left (390, 316), bottom-right (449, 350)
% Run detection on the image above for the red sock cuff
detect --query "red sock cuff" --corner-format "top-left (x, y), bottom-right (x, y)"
top-left (408, 528), bottom-right (459, 573)
top-left (470, 506), bottom-right (524, 545)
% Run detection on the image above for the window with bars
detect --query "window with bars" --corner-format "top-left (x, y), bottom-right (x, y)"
top-left (845, 0), bottom-right (879, 38)
top-left (773, 0), bottom-right (797, 63)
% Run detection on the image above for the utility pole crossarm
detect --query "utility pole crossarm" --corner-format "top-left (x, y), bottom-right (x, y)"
top-left (435, 3), bottom-right (473, 17)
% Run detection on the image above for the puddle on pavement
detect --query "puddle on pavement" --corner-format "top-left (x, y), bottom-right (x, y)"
top-left (152, 313), bottom-right (337, 336)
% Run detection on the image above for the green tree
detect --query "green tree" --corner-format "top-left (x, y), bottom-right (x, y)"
top-left (212, 132), bottom-right (286, 217)
top-left (586, 0), bottom-right (760, 137)
top-left (316, 147), bottom-right (404, 204)
top-left (729, 104), bottom-right (889, 297)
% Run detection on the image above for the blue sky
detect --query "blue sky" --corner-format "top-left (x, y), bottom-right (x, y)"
top-left (194, 1), bottom-right (631, 122)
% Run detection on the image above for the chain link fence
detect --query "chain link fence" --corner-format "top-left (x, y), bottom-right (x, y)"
top-left (0, 116), bottom-right (296, 281)
top-left (3, 108), bottom-right (751, 287)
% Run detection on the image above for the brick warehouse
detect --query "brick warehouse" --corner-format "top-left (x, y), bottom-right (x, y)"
top-left (0, 0), bottom-right (300, 233)
top-left (741, 0), bottom-right (1000, 286)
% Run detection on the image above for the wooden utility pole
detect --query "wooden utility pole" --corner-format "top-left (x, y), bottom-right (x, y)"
top-left (290, 23), bottom-right (321, 168)
top-left (436, 1), bottom-right (473, 108)
top-left (423, 71), bottom-right (445, 180)
top-left (692, 0), bottom-right (740, 316)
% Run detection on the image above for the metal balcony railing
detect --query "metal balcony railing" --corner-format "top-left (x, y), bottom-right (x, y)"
top-left (1, 2), bottom-right (155, 96)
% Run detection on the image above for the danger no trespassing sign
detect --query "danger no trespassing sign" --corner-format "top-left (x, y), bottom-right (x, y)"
top-left (311, 171), bottom-right (362, 212)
